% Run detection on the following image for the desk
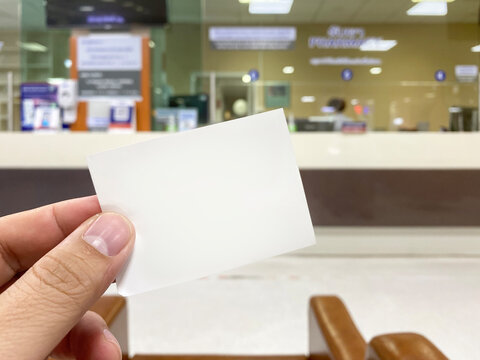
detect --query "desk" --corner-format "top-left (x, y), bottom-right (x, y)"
top-left (1, 132), bottom-right (479, 226)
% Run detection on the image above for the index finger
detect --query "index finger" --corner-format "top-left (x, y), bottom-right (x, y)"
top-left (0, 196), bottom-right (101, 286)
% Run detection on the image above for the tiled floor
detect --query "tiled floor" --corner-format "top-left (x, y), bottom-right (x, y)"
top-left (119, 255), bottom-right (480, 359)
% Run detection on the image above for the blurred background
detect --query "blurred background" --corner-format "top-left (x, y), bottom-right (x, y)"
top-left (0, 0), bottom-right (478, 131)
top-left (1, 1), bottom-right (480, 359)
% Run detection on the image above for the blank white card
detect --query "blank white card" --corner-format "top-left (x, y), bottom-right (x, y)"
top-left (88, 109), bottom-right (315, 296)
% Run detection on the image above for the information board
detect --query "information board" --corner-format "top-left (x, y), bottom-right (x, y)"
top-left (77, 35), bottom-right (142, 99)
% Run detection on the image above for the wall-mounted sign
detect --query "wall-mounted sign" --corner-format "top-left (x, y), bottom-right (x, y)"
top-left (77, 34), bottom-right (142, 99)
top-left (308, 25), bottom-right (397, 52)
top-left (209, 27), bottom-right (296, 50)
top-left (249, 69), bottom-right (260, 82)
top-left (110, 99), bottom-right (136, 132)
top-left (435, 70), bottom-right (446, 82)
top-left (341, 68), bottom-right (353, 81)
top-left (455, 65), bottom-right (478, 82)
top-left (310, 57), bottom-right (382, 66)
top-left (309, 25), bottom-right (379, 49)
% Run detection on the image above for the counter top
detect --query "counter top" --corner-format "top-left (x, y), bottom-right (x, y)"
top-left (0, 132), bottom-right (479, 169)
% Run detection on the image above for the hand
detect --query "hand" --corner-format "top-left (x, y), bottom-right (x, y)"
top-left (0, 196), bottom-right (135, 360)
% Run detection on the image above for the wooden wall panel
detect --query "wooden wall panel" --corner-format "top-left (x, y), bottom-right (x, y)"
top-left (2, 169), bottom-right (480, 227)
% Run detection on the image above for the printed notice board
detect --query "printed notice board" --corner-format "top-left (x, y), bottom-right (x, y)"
top-left (77, 35), bottom-right (142, 99)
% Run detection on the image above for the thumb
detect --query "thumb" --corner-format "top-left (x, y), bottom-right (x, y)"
top-left (0, 212), bottom-right (135, 360)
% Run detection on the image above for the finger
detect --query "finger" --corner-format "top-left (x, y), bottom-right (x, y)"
top-left (0, 196), bottom-right (100, 286)
top-left (51, 311), bottom-right (121, 360)
top-left (0, 212), bottom-right (135, 360)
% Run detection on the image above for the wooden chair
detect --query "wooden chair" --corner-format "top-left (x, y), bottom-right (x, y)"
top-left (90, 296), bottom-right (129, 360)
top-left (86, 295), bottom-right (447, 360)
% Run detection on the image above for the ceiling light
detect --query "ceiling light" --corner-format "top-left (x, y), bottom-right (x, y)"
top-left (407, 2), bottom-right (447, 16)
top-left (249, 0), bottom-right (294, 14)
top-left (370, 67), bottom-right (382, 75)
top-left (393, 117), bottom-right (404, 126)
top-left (242, 74), bottom-right (252, 83)
top-left (301, 96), bottom-right (316, 103)
top-left (360, 39), bottom-right (397, 52)
top-left (18, 42), bottom-right (48, 52)
top-left (322, 106), bottom-right (335, 113)
top-left (79, 5), bottom-right (95, 12)
top-left (471, 44), bottom-right (480, 52)
top-left (282, 66), bottom-right (295, 74)
top-left (411, 0), bottom-right (454, 2)
top-left (239, 0), bottom-right (250, 3)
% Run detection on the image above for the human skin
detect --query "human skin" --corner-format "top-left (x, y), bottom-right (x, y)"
top-left (0, 196), bottom-right (135, 360)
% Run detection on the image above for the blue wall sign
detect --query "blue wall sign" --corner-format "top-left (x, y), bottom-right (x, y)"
top-left (435, 70), bottom-right (446, 82)
top-left (248, 69), bottom-right (260, 82)
top-left (341, 68), bottom-right (353, 81)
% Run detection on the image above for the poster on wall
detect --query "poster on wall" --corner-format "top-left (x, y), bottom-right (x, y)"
top-left (20, 83), bottom-right (60, 131)
top-left (77, 34), bottom-right (142, 99)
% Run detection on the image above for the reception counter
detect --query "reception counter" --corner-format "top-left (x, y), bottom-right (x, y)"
top-left (1, 132), bottom-right (480, 227)
top-left (1, 132), bottom-right (479, 169)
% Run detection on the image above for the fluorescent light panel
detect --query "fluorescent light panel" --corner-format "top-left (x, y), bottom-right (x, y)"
top-left (411, 0), bottom-right (454, 2)
top-left (19, 42), bottom-right (48, 52)
top-left (301, 96), bottom-right (316, 103)
top-left (370, 67), bottom-right (382, 75)
top-left (249, 0), bottom-right (293, 14)
top-left (407, 2), bottom-right (447, 16)
top-left (471, 44), bottom-right (480, 52)
top-left (360, 39), bottom-right (397, 52)
top-left (282, 66), bottom-right (295, 74)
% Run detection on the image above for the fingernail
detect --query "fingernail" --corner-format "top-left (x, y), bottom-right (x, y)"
top-left (83, 213), bottom-right (131, 256)
top-left (103, 328), bottom-right (122, 354)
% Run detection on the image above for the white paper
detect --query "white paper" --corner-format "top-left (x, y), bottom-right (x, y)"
top-left (88, 109), bottom-right (315, 296)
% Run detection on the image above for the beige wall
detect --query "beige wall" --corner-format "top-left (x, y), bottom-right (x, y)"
top-left (202, 23), bottom-right (480, 130)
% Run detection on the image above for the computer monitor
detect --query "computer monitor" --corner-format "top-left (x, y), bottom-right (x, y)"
top-left (295, 119), bottom-right (334, 132)
top-left (169, 94), bottom-right (209, 125)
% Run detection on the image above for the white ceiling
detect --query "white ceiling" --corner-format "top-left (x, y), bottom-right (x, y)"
top-left (0, 0), bottom-right (478, 30)
top-left (203, 0), bottom-right (480, 24)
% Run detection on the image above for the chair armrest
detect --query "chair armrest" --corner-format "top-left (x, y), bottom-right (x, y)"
top-left (309, 296), bottom-right (366, 360)
top-left (365, 333), bottom-right (448, 360)
top-left (133, 356), bottom-right (307, 360)
top-left (90, 296), bottom-right (129, 359)
top-left (90, 295), bottom-right (126, 325)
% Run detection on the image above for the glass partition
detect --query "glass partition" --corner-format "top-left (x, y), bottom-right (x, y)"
top-left (0, 0), bottom-right (20, 130)
top-left (10, 0), bottom-right (480, 132)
